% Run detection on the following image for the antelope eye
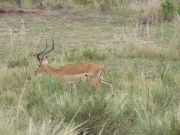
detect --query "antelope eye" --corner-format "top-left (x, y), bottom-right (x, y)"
top-left (39, 65), bottom-right (41, 67)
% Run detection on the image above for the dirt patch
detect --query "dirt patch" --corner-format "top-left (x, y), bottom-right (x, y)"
top-left (0, 7), bottom-right (42, 14)
top-left (0, 7), bottom-right (118, 19)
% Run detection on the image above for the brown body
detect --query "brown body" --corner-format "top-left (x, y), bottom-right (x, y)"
top-left (35, 38), bottom-right (114, 96)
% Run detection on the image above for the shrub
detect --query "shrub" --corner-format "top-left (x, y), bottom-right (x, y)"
top-left (31, 0), bottom-right (42, 6)
top-left (7, 57), bottom-right (29, 68)
top-left (100, 0), bottom-right (111, 11)
top-left (53, 2), bottom-right (63, 9)
top-left (74, 0), bottom-right (90, 6)
top-left (65, 47), bottom-right (107, 62)
top-left (83, 48), bottom-right (107, 61)
top-left (177, 1), bottom-right (180, 15)
top-left (100, 0), bottom-right (120, 11)
top-left (161, 0), bottom-right (175, 21)
top-left (65, 47), bottom-right (83, 62)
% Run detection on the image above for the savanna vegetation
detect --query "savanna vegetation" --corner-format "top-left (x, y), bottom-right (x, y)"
top-left (0, 0), bottom-right (180, 134)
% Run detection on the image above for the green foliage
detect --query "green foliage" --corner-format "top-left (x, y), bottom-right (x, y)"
top-left (1, 69), bottom-right (31, 91)
top-left (100, 0), bottom-right (111, 11)
top-left (30, 0), bottom-right (42, 6)
top-left (116, 43), bottom-right (178, 60)
top-left (53, 2), bottom-right (63, 9)
top-left (65, 47), bottom-right (83, 62)
top-left (100, 0), bottom-right (119, 11)
top-left (52, 0), bottom-right (74, 9)
top-left (170, 115), bottom-right (180, 135)
top-left (7, 57), bottom-right (29, 68)
top-left (158, 63), bottom-right (177, 87)
top-left (65, 47), bottom-right (107, 62)
top-left (25, 88), bottom-right (48, 117)
top-left (177, 1), bottom-right (180, 15)
top-left (150, 85), bottom-right (174, 110)
top-left (161, 0), bottom-right (175, 21)
top-left (83, 47), bottom-right (107, 61)
top-left (25, 77), bottom-right (62, 119)
top-left (62, 95), bottom-right (109, 133)
top-left (74, 0), bottom-right (90, 6)
top-left (134, 98), bottom-right (180, 135)
top-left (0, 91), bottom-right (18, 105)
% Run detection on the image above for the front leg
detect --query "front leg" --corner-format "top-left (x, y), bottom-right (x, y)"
top-left (99, 79), bottom-right (114, 97)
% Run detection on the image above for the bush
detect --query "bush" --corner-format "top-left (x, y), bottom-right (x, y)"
top-left (65, 47), bottom-right (107, 62)
top-left (100, 0), bottom-right (111, 11)
top-left (83, 48), bottom-right (107, 61)
top-left (53, 2), bottom-right (63, 9)
top-left (177, 1), bottom-right (180, 15)
top-left (7, 57), bottom-right (29, 68)
top-left (31, 0), bottom-right (42, 6)
top-left (161, 0), bottom-right (175, 21)
top-left (74, 0), bottom-right (90, 6)
top-left (65, 47), bottom-right (83, 62)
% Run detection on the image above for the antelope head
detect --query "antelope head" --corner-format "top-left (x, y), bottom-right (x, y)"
top-left (35, 38), bottom-right (54, 74)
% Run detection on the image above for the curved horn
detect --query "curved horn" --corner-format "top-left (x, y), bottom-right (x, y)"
top-left (41, 38), bottom-right (54, 60)
top-left (37, 40), bottom-right (48, 63)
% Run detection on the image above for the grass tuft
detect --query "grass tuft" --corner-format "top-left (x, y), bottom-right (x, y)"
top-left (7, 57), bottom-right (29, 68)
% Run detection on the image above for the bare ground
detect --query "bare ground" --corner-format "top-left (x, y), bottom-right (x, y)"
top-left (0, 6), bottom-right (120, 19)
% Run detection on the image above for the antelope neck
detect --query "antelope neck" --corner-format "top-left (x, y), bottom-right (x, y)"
top-left (44, 64), bottom-right (59, 77)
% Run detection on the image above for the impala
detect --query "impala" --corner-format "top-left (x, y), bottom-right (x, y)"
top-left (35, 38), bottom-right (114, 96)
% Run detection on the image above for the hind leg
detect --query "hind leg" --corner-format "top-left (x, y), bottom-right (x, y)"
top-left (90, 79), bottom-right (100, 90)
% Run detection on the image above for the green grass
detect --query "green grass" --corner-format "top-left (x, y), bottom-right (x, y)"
top-left (1, 2), bottom-right (180, 134)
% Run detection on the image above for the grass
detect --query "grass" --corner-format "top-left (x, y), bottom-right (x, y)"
top-left (1, 1), bottom-right (180, 134)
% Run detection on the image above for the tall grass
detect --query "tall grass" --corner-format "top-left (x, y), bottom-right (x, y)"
top-left (1, 1), bottom-right (180, 134)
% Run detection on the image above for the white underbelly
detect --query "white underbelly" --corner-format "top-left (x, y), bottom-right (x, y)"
top-left (64, 73), bottom-right (89, 84)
